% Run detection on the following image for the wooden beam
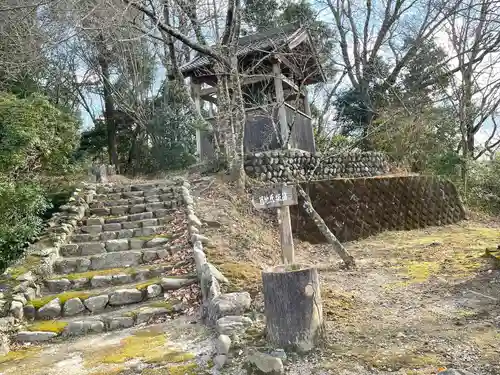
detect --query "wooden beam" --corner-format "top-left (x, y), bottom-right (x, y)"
top-left (272, 62), bottom-right (289, 149)
top-left (191, 80), bottom-right (202, 160)
top-left (277, 53), bottom-right (303, 79)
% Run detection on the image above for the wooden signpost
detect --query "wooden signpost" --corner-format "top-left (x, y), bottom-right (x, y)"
top-left (252, 184), bottom-right (298, 264)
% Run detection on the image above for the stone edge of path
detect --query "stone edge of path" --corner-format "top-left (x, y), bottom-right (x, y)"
top-left (181, 180), bottom-right (253, 370)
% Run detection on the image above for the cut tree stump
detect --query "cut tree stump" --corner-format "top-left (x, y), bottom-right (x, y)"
top-left (262, 265), bottom-right (323, 352)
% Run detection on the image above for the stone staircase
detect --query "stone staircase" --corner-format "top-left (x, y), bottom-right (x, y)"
top-left (14, 181), bottom-right (198, 343)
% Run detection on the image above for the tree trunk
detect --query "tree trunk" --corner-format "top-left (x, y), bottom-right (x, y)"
top-left (296, 185), bottom-right (356, 268)
top-left (262, 265), bottom-right (323, 352)
top-left (97, 34), bottom-right (119, 169)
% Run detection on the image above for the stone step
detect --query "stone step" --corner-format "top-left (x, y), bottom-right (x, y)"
top-left (44, 260), bottom-right (192, 293)
top-left (92, 190), bottom-right (181, 203)
top-left (54, 245), bottom-right (179, 273)
top-left (61, 234), bottom-right (172, 256)
top-left (87, 201), bottom-right (182, 217)
top-left (95, 182), bottom-right (181, 195)
top-left (16, 299), bottom-right (185, 342)
top-left (28, 275), bottom-right (196, 321)
top-left (88, 194), bottom-right (181, 209)
top-left (71, 224), bottom-right (169, 243)
top-left (85, 210), bottom-right (173, 226)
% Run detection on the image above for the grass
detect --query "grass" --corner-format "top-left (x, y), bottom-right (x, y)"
top-left (215, 262), bottom-right (262, 296)
top-left (31, 291), bottom-right (95, 309)
top-left (27, 321), bottom-right (68, 334)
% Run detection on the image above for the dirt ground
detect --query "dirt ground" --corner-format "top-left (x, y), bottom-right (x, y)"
top-left (192, 176), bottom-right (500, 375)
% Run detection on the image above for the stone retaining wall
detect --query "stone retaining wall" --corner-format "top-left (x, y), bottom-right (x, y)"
top-left (244, 149), bottom-right (390, 183)
top-left (291, 175), bottom-right (466, 243)
top-left (1, 184), bottom-right (96, 321)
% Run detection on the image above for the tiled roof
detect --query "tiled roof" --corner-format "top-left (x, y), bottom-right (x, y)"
top-left (180, 23), bottom-right (304, 75)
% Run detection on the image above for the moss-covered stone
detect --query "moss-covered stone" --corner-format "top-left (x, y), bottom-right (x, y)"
top-left (31, 291), bottom-right (95, 309)
top-left (134, 278), bottom-right (161, 291)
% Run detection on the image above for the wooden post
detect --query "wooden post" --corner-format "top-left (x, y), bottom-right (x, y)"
top-left (191, 80), bottom-right (202, 160)
top-left (302, 88), bottom-right (316, 153)
top-left (262, 265), bottom-right (323, 352)
top-left (272, 59), bottom-right (289, 149)
top-left (277, 207), bottom-right (294, 264)
top-left (252, 185), bottom-right (297, 265)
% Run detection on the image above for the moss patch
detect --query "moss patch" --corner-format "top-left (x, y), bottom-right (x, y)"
top-left (28, 320), bottom-right (68, 334)
top-left (148, 300), bottom-right (176, 310)
top-left (360, 349), bottom-right (440, 370)
top-left (31, 291), bottom-right (95, 309)
top-left (86, 331), bottom-right (195, 367)
top-left (134, 278), bottom-right (161, 291)
top-left (216, 262), bottom-right (261, 295)
top-left (0, 347), bottom-right (42, 364)
top-left (168, 363), bottom-right (199, 375)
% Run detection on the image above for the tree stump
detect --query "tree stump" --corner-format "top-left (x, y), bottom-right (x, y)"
top-left (262, 265), bottom-right (323, 352)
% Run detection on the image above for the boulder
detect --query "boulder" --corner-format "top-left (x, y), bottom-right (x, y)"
top-left (79, 242), bottom-right (105, 256)
top-left (63, 298), bottom-right (85, 316)
top-left (215, 334), bottom-right (231, 355)
top-left (37, 298), bottom-right (61, 320)
top-left (146, 284), bottom-right (162, 299)
top-left (216, 315), bottom-right (253, 336)
top-left (84, 295), bottom-right (109, 313)
top-left (146, 237), bottom-right (169, 248)
top-left (109, 289), bottom-right (143, 306)
top-left (247, 352), bottom-right (284, 374)
top-left (213, 354), bottom-right (228, 370)
top-left (208, 292), bottom-right (251, 321)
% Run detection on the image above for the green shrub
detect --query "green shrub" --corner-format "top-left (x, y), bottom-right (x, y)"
top-left (465, 157), bottom-right (500, 214)
top-left (0, 181), bottom-right (50, 271)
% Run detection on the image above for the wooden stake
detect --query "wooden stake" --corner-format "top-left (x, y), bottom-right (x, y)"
top-left (277, 206), bottom-right (294, 264)
top-left (296, 185), bottom-right (356, 268)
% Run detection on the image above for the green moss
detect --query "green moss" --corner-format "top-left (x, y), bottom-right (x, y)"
top-left (86, 331), bottom-right (196, 367)
top-left (148, 300), bottom-right (177, 311)
top-left (168, 363), bottom-right (199, 375)
top-left (217, 262), bottom-right (261, 295)
top-left (52, 267), bottom-right (137, 281)
top-left (134, 278), bottom-right (161, 291)
top-left (0, 347), bottom-right (42, 364)
top-left (28, 320), bottom-right (68, 334)
top-left (31, 291), bottom-right (95, 309)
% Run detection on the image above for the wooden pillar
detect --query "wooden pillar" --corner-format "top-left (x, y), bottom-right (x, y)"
top-left (302, 88), bottom-right (316, 152)
top-left (277, 206), bottom-right (294, 264)
top-left (272, 60), bottom-right (289, 149)
top-left (191, 80), bottom-right (202, 160)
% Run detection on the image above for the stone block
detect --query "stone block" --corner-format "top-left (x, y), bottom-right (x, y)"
top-left (112, 274), bottom-right (134, 285)
top-left (108, 316), bottom-right (134, 330)
top-left (105, 216), bottom-right (128, 224)
top-left (84, 295), bottom-right (109, 313)
top-left (63, 298), bottom-right (85, 316)
top-left (109, 289), bottom-right (143, 306)
top-left (140, 219), bottom-right (158, 227)
top-left (117, 229), bottom-right (134, 239)
top-left (90, 207), bottom-right (110, 216)
top-left (45, 279), bottom-right (71, 293)
top-left (129, 238), bottom-right (145, 249)
top-left (122, 221), bottom-right (140, 229)
top-left (90, 252), bottom-right (142, 270)
top-left (156, 249), bottom-right (170, 260)
top-left (146, 284), bottom-right (162, 298)
top-left (81, 225), bottom-right (103, 234)
top-left (161, 277), bottom-right (195, 291)
top-left (129, 212), bottom-right (153, 221)
top-left (91, 275), bottom-right (113, 288)
top-left (79, 242), bottom-right (106, 256)
top-left (142, 250), bottom-right (158, 263)
top-left (86, 217), bottom-right (104, 226)
top-left (105, 239), bottom-right (130, 252)
top-left (146, 237), bottom-right (169, 248)
top-left (154, 209), bottom-right (170, 218)
top-left (16, 331), bottom-right (57, 343)
top-left (37, 298), bottom-right (61, 320)
top-left (216, 316), bottom-right (253, 336)
top-left (103, 223), bottom-right (122, 232)
top-left (129, 204), bottom-right (146, 214)
top-left (111, 206), bottom-right (129, 215)
top-left (215, 334), bottom-right (231, 355)
top-left (63, 320), bottom-right (105, 336)
top-left (100, 231), bottom-right (117, 241)
top-left (146, 203), bottom-right (164, 211)
top-left (9, 301), bottom-right (23, 320)
top-left (208, 292), bottom-right (251, 321)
